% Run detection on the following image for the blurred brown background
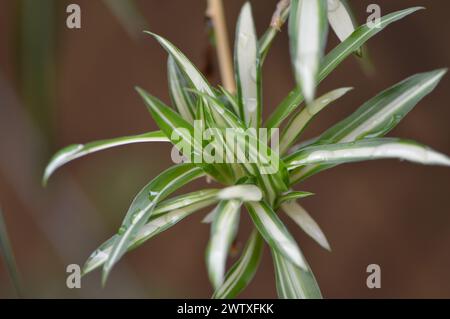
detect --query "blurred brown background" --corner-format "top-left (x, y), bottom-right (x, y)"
top-left (0, 0), bottom-right (449, 298)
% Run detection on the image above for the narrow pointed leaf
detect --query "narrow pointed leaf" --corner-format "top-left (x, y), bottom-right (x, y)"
top-left (213, 229), bottom-right (263, 299)
top-left (218, 185), bottom-right (263, 202)
top-left (276, 191), bottom-right (314, 208)
top-left (246, 201), bottom-right (307, 269)
top-left (84, 191), bottom-right (217, 275)
top-left (187, 90), bottom-right (289, 204)
top-left (206, 200), bottom-right (241, 289)
top-left (266, 7), bottom-right (423, 130)
top-left (289, 0), bottom-right (328, 102)
top-left (327, 0), bottom-right (357, 43)
top-left (145, 32), bottom-right (215, 96)
top-left (137, 87), bottom-right (231, 182)
top-left (43, 131), bottom-right (168, 185)
top-left (320, 70), bottom-right (447, 143)
top-left (281, 201), bottom-right (330, 250)
top-left (102, 164), bottom-right (204, 282)
top-left (168, 56), bottom-right (196, 123)
top-left (235, 2), bottom-right (261, 128)
top-left (289, 69), bottom-right (447, 183)
top-left (218, 86), bottom-right (240, 116)
top-left (280, 87), bottom-right (353, 154)
top-left (272, 248), bottom-right (322, 299)
top-left (85, 185), bottom-right (262, 275)
top-left (287, 138), bottom-right (450, 169)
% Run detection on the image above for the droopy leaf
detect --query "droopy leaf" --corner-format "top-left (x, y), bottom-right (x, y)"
top-left (246, 201), bottom-right (307, 269)
top-left (102, 164), bottom-right (204, 283)
top-left (286, 138), bottom-right (450, 169)
top-left (43, 131), bottom-right (168, 185)
top-left (213, 229), bottom-right (263, 299)
top-left (206, 200), bottom-right (241, 289)
top-left (281, 201), bottom-right (330, 250)
top-left (266, 7), bottom-right (424, 130)
top-left (289, 69), bottom-right (447, 183)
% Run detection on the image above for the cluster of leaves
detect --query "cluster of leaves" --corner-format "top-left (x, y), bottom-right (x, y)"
top-left (44, 1), bottom-right (449, 298)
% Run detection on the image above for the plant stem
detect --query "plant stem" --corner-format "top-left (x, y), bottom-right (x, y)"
top-left (206, 0), bottom-right (236, 93)
top-left (259, 0), bottom-right (291, 63)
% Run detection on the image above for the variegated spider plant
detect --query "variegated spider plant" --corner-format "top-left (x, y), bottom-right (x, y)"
top-left (44, 1), bottom-right (449, 298)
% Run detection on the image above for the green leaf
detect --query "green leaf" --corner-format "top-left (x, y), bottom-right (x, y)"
top-left (327, 0), bottom-right (357, 44)
top-left (272, 248), bottom-right (322, 299)
top-left (286, 138), bottom-right (450, 169)
top-left (266, 7), bottom-right (424, 130)
top-left (235, 2), bottom-right (261, 128)
top-left (83, 189), bottom-right (218, 275)
top-left (102, 164), bottom-right (204, 283)
top-left (212, 229), bottom-right (263, 299)
top-left (206, 200), bottom-right (241, 289)
top-left (246, 201), bottom-right (307, 269)
top-left (43, 131), bottom-right (168, 186)
top-left (289, 69), bottom-right (447, 183)
top-left (137, 87), bottom-right (231, 183)
top-left (289, 0), bottom-right (328, 103)
top-left (279, 87), bottom-right (353, 154)
top-left (0, 208), bottom-right (22, 297)
top-left (275, 191), bottom-right (314, 208)
top-left (281, 201), bottom-right (330, 250)
top-left (145, 32), bottom-right (215, 96)
top-left (168, 56), bottom-right (196, 123)
top-left (84, 185), bottom-right (263, 275)
top-left (218, 185), bottom-right (263, 202)
top-left (218, 86), bottom-right (240, 116)
top-left (203, 185), bottom-right (263, 223)
top-left (187, 90), bottom-right (290, 205)
top-left (320, 70), bottom-right (447, 143)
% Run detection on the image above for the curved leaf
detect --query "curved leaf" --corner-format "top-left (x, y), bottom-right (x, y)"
top-left (83, 191), bottom-right (217, 275)
top-left (276, 191), bottom-right (314, 208)
top-left (102, 164), bottom-right (204, 283)
top-left (43, 131), bottom-right (168, 185)
top-left (290, 69), bottom-right (447, 183)
top-left (212, 229), bottom-right (263, 299)
top-left (266, 7), bottom-right (424, 130)
top-left (246, 201), bottom-right (307, 269)
top-left (281, 201), bottom-right (330, 250)
top-left (287, 138), bottom-right (450, 169)
top-left (280, 87), bottom-right (353, 154)
top-left (168, 56), bottom-right (196, 123)
top-left (206, 200), bottom-right (241, 289)
top-left (145, 32), bottom-right (214, 96)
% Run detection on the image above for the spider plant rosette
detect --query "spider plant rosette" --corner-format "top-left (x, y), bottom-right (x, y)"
top-left (44, 1), bottom-right (450, 299)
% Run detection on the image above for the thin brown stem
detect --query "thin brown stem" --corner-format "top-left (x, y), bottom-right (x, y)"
top-left (206, 0), bottom-right (236, 93)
